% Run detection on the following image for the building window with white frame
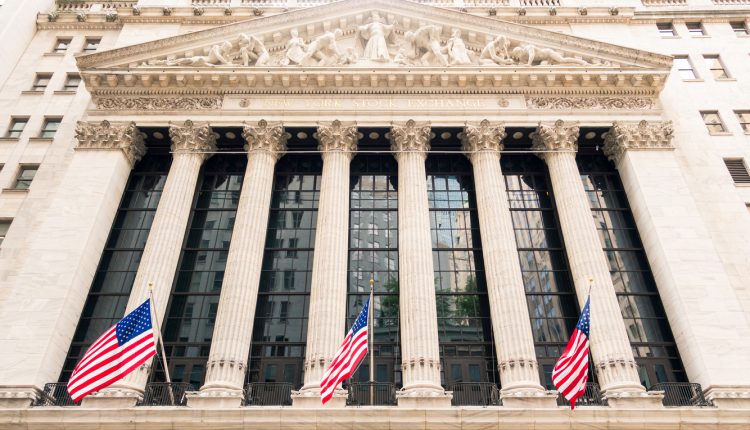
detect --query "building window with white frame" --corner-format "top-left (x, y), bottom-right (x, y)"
top-left (735, 111), bottom-right (750, 134)
top-left (673, 56), bottom-right (698, 80)
top-left (686, 22), bottom-right (706, 36)
top-left (53, 38), bottom-right (72, 53)
top-left (656, 22), bottom-right (676, 36)
top-left (730, 21), bottom-right (749, 36)
top-left (703, 55), bottom-right (730, 79)
top-left (6, 118), bottom-right (28, 138)
top-left (31, 74), bottom-right (52, 91)
top-left (701, 111), bottom-right (728, 134)
top-left (13, 165), bottom-right (38, 190)
top-left (0, 220), bottom-right (10, 245)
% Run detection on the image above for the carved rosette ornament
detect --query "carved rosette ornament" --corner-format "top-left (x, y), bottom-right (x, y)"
top-left (242, 120), bottom-right (287, 160)
top-left (461, 119), bottom-right (506, 162)
top-left (316, 120), bottom-right (358, 158)
top-left (75, 120), bottom-right (146, 167)
top-left (390, 120), bottom-right (431, 160)
top-left (603, 120), bottom-right (675, 165)
top-left (530, 119), bottom-right (580, 159)
top-left (169, 120), bottom-right (218, 160)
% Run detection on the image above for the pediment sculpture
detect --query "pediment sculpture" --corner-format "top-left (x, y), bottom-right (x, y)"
top-left (138, 12), bottom-right (606, 68)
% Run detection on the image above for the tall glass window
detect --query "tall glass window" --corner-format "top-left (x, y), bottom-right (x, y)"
top-left (426, 154), bottom-right (498, 386)
top-left (577, 154), bottom-right (686, 387)
top-left (347, 155), bottom-right (400, 385)
top-left (502, 155), bottom-right (580, 388)
top-left (157, 154), bottom-right (246, 387)
top-left (60, 153), bottom-right (170, 381)
top-left (247, 155), bottom-right (322, 388)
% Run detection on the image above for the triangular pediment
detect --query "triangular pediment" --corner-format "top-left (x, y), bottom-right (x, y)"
top-left (77, 0), bottom-right (672, 100)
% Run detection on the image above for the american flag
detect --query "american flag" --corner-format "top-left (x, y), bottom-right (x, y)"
top-left (552, 297), bottom-right (591, 410)
top-left (67, 299), bottom-right (156, 402)
top-left (320, 299), bottom-right (370, 404)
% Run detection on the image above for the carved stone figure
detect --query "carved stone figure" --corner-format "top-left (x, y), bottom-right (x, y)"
top-left (163, 41), bottom-right (234, 67)
top-left (355, 12), bottom-right (395, 62)
top-left (510, 44), bottom-right (590, 66)
top-left (280, 29), bottom-right (308, 66)
top-left (299, 29), bottom-right (345, 66)
top-left (445, 30), bottom-right (472, 65)
top-left (237, 34), bottom-right (269, 67)
top-left (479, 35), bottom-right (515, 66)
top-left (395, 25), bottom-right (447, 66)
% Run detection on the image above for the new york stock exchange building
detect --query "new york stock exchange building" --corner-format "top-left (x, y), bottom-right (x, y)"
top-left (1, 0), bottom-right (750, 428)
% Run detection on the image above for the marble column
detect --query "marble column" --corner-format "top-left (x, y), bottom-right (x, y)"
top-left (292, 120), bottom-right (357, 408)
top-left (462, 120), bottom-right (556, 408)
top-left (189, 120), bottom-right (287, 408)
top-left (531, 120), bottom-right (662, 408)
top-left (604, 121), bottom-right (750, 409)
top-left (82, 120), bottom-right (217, 408)
top-left (0, 121), bottom-right (145, 408)
top-left (390, 120), bottom-right (451, 408)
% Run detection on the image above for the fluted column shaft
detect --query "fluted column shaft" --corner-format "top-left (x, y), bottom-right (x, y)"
top-left (532, 121), bottom-right (643, 396)
top-left (462, 121), bottom-right (546, 400)
top-left (390, 121), bottom-right (448, 407)
top-left (294, 121), bottom-right (357, 407)
top-left (198, 121), bottom-right (286, 402)
top-left (89, 121), bottom-right (216, 403)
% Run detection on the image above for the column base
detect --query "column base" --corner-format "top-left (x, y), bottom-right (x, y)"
top-left (704, 386), bottom-right (750, 409)
top-left (396, 386), bottom-right (452, 408)
top-left (0, 386), bottom-right (41, 408)
top-left (500, 388), bottom-right (558, 408)
top-left (80, 387), bottom-right (141, 408)
top-left (291, 388), bottom-right (347, 408)
top-left (186, 388), bottom-right (244, 408)
top-left (604, 389), bottom-right (664, 409)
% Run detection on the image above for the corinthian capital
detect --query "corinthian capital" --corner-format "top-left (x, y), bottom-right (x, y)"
top-left (603, 120), bottom-right (674, 165)
top-left (462, 120), bottom-right (506, 162)
top-left (75, 120), bottom-right (146, 167)
top-left (316, 120), bottom-right (358, 159)
top-left (169, 120), bottom-right (217, 159)
top-left (390, 120), bottom-right (431, 160)
top-left (531, 120), bottom-right (580, 160)
top-left (242, 119), bottom-right (287, 160)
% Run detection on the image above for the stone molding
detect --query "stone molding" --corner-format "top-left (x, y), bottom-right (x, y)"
top-left (603, 120), bottom-right (675, 164)
top-left (527, 96), bottom-right (655, 110)
top-left (94, 97), bottom-right (222, 111)
top-left (74, 120), bottom-right (146, 167)
top-left (390, 120), bottom-right (431, 159)
top-left (315, 120), bottom-right (358, 158)
top-left (241, 120), bottom-right (287, 159)
top-left (530, 120), bottom-right (580, 157)
top-left (462, 120), bottom-right (507, 158)
top-left (0, 386), bottom-right (41, 409)
top-left (169, 120), bottom-right (218, 157)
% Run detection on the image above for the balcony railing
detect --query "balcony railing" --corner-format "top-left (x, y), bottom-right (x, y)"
top-left (649, 382), bottom-right (712, 407)
top-left (137, 382), bottom-right (194, 406)
top-left (347, 382), bottom-right (397, 406)
top-left (244, 382), bottom-right (293, 406)
top-left (556, 382), bottom-right (607, 407)
top-left (34, 383), bottom-right (80, 407)
top-left (448, 382), bottom-right (501, 406)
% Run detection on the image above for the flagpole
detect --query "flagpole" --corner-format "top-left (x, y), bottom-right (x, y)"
top-left (368, 276), bottom-right (375, 404)
top-left (148, 282), bottom-right (175, 405)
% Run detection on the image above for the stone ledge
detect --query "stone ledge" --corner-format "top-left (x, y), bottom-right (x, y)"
top-left (4, 406), bottom-right (750, 430)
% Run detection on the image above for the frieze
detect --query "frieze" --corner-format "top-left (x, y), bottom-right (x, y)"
top-left (94, 97), bottom-right (222, 111)
top-left (527, 97), bottom-right (654, 110)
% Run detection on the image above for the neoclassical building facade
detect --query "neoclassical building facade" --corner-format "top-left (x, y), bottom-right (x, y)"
top-left (0, 0), bottom-right (750, 428)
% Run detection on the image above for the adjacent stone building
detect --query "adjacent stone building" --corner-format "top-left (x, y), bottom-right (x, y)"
top-left (0, 0), bottom-right (749, 428)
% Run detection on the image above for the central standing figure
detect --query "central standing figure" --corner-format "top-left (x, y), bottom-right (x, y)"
top-left (356, 12), bottom-right (395, 62)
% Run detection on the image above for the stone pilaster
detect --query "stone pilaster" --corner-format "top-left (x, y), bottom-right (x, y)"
top-left (189, 120), bottom-right (287, 409)
top-left (390, 120), bottom-right (451, 408)
top-left (292, 120), bottom-right (357, 408)
top-left (462, 120), bottom-right (556, 408)
top-left (605, 121), bottom-right (750, 409)
top-left (531, 120), bottom-right (662, 408)
top-left (0, 121), bottom-right (145, 409)
top-left (82, 120), bottom-right (217, 408)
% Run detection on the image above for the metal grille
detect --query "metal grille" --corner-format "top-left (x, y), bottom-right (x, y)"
top-left (724, 159), bottom-right (750, 184)
top-left (649, 382), bottom-right (713, 407)
top-left (347, 382), bottom-right (397, 406)
top-left (34, 383), bottom-right (80, 407)
top-left (556, 382), bottom-right (607, 407)
top-left (244, 382), bottom-right (293, 406)
top-left (448, 382), bottom-right (501, 406)
top-left (138, 382), bottom-right (194, 406)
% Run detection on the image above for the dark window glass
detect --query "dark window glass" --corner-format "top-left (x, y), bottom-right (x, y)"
top-left (54, 38), bottom-right (72, 53)
top-left (63, 74), bottom-right (81, 90)
top-left (578, 154), bottom-right (686, 386)
top-left (6, 118), bottom-right (28, 138)
top-left (656, 23), bottom-right (676, 36)
top-left (14, 165), bottom-right (38, 189)
top-left (83, 38), bottom-right (101, 53)
top-left (426, 154), bottom-right (499, 387)
top-left (32, 74), bottom-right (51, 91)
top-left (502, 154), bottom-right (581, 388)
top-left (248, 154), bottom-right (322, 388)
top-left (701, 111), bottom-right (727, 133)
top-left (154, 154), bottom-right (246, 386)
top-left (40, 118), bottom-right (61, 138)
top-left (0, 219), bottom-right (10, 245)
top-left (347, 155), bottom-right (401, 386)
top-left (731, 21), bottom-right (749, 36)
top-left (59, 154), bottom-right (171, 381)
top-left (686, 22), bottom-right (705, 36)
